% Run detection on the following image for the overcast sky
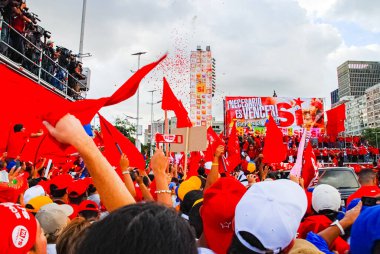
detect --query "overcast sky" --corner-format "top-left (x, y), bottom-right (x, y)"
top-left (27, 0), bottom-right (380, 137)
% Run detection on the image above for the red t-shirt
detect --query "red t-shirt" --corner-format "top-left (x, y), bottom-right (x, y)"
top-left (346, 185), bottom-right (380, 207)
top-left (7, 131), bottom-right (28, 158)
top-left (298, 215), bottom-right (349, 254)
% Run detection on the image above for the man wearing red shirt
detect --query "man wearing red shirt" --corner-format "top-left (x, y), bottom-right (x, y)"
top-left (346, 169), bottom-right (380, 207)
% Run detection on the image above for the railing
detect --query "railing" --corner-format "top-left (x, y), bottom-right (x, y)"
top-left (0, 17), bottom-right (88, 100)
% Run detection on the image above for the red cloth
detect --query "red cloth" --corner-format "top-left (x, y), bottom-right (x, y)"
top-left (302, 143), bottom-right (318, 188)
top-left (161, 77), bottom-right (179, 110)
top-left (346, 185), bottom-right (380, 207)
top-left (99, 114), bottom-right (145, 171)
top-left (297, 215), bottom-right (349, 254)
top-left (226, 122), bottom-right (241, 172)
top-left (161, 78), bottom-right (192, 128)
top-left (188, 151), bottom-right (201, 178)
top-left (204, 127), bottom-right (225, 172)
top-left (263, 115), bottom-right (287, 163)
top-left (326, 104), bottom-right (346, 137)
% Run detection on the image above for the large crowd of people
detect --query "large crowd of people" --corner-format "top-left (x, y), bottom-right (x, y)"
top-left (0, 113), bottom-right (379, 254)
top-left (0, 0), bottom-right (86, 98)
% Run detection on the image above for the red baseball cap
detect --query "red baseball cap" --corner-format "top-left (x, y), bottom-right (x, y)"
top-left (200, 177), bottom-right (246, 254)
top-left (0, 203), bottom-right (37, 254)
top-left (78, 200), bottom-right (99, 213)
top-left (50, 174), bottom-right (73, 190)
top-left (67, 180), bottom-right (89, 198)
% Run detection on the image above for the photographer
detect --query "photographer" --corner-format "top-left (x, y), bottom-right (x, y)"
top-left (0, 0), bottom-right (12, 54)
top-left (8, 0), bottom-right (33, 64)
top-left (68, 60), bottom-right (85, 99)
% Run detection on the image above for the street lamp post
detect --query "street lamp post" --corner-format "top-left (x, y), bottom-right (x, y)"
top-left (131, 52), bottom-right (147, 149)
top-left (147, 89), bottom-right (161, 156)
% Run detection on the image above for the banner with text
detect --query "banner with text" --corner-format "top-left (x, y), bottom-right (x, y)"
top-left (224, 96), bottom-right (325, 137)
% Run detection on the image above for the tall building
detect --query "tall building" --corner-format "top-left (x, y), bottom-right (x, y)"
top-left (330, 88), bottom-right (339, 106)
top-left (337, 60), bottom-right (380, 99)
top-left (189, 46), bottom-right (214, 127)
top-left (344, 96), bottom-right (368, 135)
top-left (366, 83), bottom-right (380, 129)
top-left (144, 120), bottom-right (165, 145)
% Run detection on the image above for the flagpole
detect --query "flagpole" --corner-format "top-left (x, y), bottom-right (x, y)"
top-left (164, 110), bottom-right (169, 157)
top-left (183, 127), bottom-right (190, 179)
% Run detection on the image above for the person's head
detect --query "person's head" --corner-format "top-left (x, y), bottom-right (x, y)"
top-left (26, 196), bottom-right (53, 214)
top-left (77, 202), bottom-right (197, 254)
top-left (23, 185), bottom-right (46, 205)
top-left (67, 180), bottom-right (88, 205)
top-left (0, 202), bottom-right (47, 254)
top-left (358, 169), bottom-right (378, 186)
top-left (35, 203), bottom-right (72, 244)
top-left (50, 175), bottom-right (73, 201)
top-left (78, 200), bottom-right (99, 221)
top-left (56, 217), bottom-right (91, 254)
top-left (229, 180), bottom-right (307, 254)
top-left (13, 123), bottom-right (24, 132)
top-left (201, 177), bottom-right (246, 254)
top-left (350, 205), bottom-right (380, 254)
top-left (312, 184), bottom-right (341, 220)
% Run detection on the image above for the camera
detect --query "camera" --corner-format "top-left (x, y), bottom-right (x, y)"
top-left (361, 196), bottom-right (380, 206)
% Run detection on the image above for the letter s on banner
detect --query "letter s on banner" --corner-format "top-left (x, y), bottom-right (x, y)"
top-left (277, 102), bottom-right (294, 127)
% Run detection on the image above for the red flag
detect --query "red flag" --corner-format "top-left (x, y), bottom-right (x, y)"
top-left (204, 127), bottom-right (226, 172)
top-left (226, 122), bottom-right (241, 172)
top-left (43, 54), bottom-right (167, 126)
top-left (161, 78), bottom-right (192, 128)
top-left (174, 100), bottom-right (192, 128)
top-left (302, 142), bottom-right (319, 188)
top-left (227, 121), bottom-right (240, 155)
top-left (263, 115), bottom-right (287, 163)
top-left (99, 114), bottom-right (145, 171)
top-left (161, 77), bottom-right (179, 111)
top-left (326, 104), bottom-right (346, 137)
top-left (188, 151), bottom-right (201, 178)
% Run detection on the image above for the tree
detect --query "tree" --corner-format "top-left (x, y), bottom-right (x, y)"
top-left (114, 117), bottom-right (136, 144)
top-left (362, 127), bottom-right (380, 147)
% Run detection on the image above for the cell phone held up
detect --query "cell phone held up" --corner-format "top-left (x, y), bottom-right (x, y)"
top-left (361, 196), bottom-right (380, 206)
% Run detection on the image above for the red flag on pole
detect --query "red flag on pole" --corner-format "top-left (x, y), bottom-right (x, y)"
top-left (161, 77), bottom-right (179, 111)
top-left (302, 142), bottom-right (319, 188)
top-left (161, 78), bottom-right (192, 128)
top-left (326, 104), bottom-right (346, 137)
top-left (99, 114), bottom-right (145, 171)
top-left (226, 121), bottom-right (241, 172)
top-left (263, 115), bottom-right (287, 163)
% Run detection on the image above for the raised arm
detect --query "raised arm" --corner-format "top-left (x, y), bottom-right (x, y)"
top-left (205, 145), bottom-right (224, 190)
top-left (120, 154), bottom-right (137, 198)
top-left (150, 149), bottom-right (171, 207)
top-left (43, 114), bottom-right (135, 211)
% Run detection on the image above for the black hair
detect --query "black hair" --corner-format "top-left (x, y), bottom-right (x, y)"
top-left (87, 184), bottom-right (97, 195)
top-left (228, 231), bottom-right (283, 254)
top-left (79, 210), bottom-right (99, 221)
top-left (188, 202), bottom-right (203, 239)
top-left (68, 192), bottom-right (87, 205)
top-left (358, 169), bottom-right (377, 185)
top-left (50, 184), bottom-right (67, 198)
top-left (13, 124), bottom-right (23, 132)
top-left (142, 176), bottom-right (150, 187)
top-left (197, 167), bottom-right (206, 177)
top-left (77, 202), bottom-right (197, 254)
top-left (180, 190), bottom-right (203, 216)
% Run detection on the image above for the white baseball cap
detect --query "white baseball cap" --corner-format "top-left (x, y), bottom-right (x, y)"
top-left (234, 180), bottom-right (307, 253)
top-left (312, 184), bottom-right (341, 213)
top-left (24, 185), bottom-right (46, 205)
